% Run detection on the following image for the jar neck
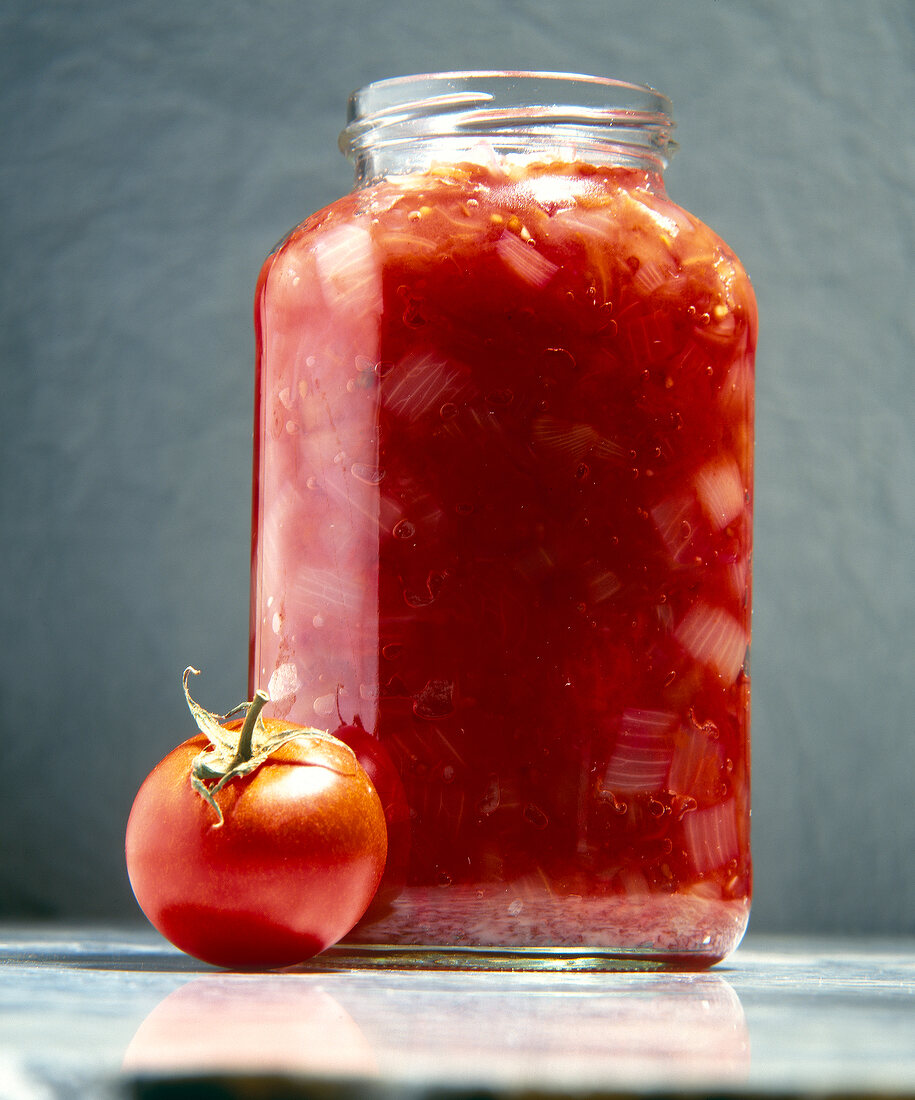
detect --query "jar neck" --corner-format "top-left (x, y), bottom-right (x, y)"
top-left (339, 71), bottom-right (677, 186)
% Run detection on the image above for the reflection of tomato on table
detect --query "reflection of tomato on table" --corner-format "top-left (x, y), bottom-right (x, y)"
top-left (122, 977), bottom-right (377, 1077)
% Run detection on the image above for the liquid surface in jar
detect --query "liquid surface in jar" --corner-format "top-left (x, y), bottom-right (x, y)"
top-left (252, 159), bottom-right (756, 963)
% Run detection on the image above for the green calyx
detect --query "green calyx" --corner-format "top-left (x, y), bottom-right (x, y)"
top-left (182, 667), bottom-right (355, 826)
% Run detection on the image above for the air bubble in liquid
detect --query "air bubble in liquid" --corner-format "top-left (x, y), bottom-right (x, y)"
top-left (603, 792), bottom-right (628, 815)
top-left (412, 679), bottom-right (455, 720)
top-left (523, 802), bottom-right (549, 830)
top-left (402, 298), bottom-right (426, 328)
top-left (403, 588), bottom-right (433, 608)
top-left (382, 674), bottom-right (410, 698)
top-left (393, 519), bottom-right (416, 540)
top-left (351, 463), bottom-right (386, 485)
top-left (477, 775), bottom-right (500, 815)
top-left (486, 388), bottom-right (514, 407)
top-left (540, 345), bottom-right (576, 371)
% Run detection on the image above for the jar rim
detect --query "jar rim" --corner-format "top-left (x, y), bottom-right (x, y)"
top-left (339, 70), bottom-right (676, 175)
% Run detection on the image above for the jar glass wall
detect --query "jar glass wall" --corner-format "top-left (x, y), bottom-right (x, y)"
top-left (250, 72), bottom-right (756, 968)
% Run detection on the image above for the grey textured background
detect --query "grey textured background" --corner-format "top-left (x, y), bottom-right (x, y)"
top-left (1, 0), bottom-right (912, 933)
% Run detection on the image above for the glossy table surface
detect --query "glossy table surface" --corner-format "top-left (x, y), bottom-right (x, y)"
top-left (1, 925), bottom-right (913, 1098)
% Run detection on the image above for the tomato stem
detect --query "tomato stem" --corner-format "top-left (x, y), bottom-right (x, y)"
top-left (230, 690), bottom-right (269, 769)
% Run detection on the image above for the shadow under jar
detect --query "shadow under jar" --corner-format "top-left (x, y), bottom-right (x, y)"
top-left (250, 71), bottom-right (756, 969)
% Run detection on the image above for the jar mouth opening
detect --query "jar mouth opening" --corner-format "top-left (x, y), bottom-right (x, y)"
top-left (340, 70), bottom-right (677, 176)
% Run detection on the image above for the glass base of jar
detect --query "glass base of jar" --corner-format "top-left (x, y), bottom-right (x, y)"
top-left (306, 943), bottom-right (736, 972)
top-left (336, 886), bottom-right (749, 971)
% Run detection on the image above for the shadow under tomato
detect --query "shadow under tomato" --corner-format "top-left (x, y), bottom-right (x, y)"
top-left (155, 905), bottom-right (329, 972)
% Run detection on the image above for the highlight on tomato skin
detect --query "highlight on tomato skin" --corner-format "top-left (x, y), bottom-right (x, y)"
top-left (124, 680), bottom-right (388, 971)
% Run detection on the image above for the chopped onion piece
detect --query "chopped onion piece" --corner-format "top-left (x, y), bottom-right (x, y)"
top-left (720, 354), bottom-right (754, 415)
top-left (617, 865), bottom-right (651, 899)
top-left (290, 564), bottom-right (365, 615)
top-left (320, 465), bottom-right (384, 536)
top-left (496, 230), bottom-right (558, 288)
top-left (622, 310), bottom-right (677, 366)
top-left (548, 205), bottom-right (611, 246)
top-left (675, 603), bottom-right (747, 684)
top-left (695, 457), bottom-right (745, 531)
top-left (589, 433), bottom-right (627, 462)
top-left (531, 415), bottom-right (594, 462)
top-left (264, 249), bottom-right (312, 333)
top-left (384, 352), bottom-right (474, 423)
top-left (639, 195), bottom-right (697, 238)
top-left (585, 564), bottom-right (622, 604)
top-left (531, 415), bottom-right (625, 465)
top-left (651, 493), bottom-right (700, 564)
top-left (683, 799), bottom-right (739, 874)
top-left (601, 709), bottom-right (676, 793)
top-left (266, 662), bottom-right (301, 707)
top-left (632, 260), bottom-right (677, 296)
top-left (313, 223), bottom-right (382, 316)
top-left (668, 720), bottom-right (724, 798)
top-left (727, 555), bottom-right (750, 600)
top-left (261, 480), bottom-right (299, 568)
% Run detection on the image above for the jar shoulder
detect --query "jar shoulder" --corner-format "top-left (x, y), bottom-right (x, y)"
top-left (261, 162), bottom-right (756, 340)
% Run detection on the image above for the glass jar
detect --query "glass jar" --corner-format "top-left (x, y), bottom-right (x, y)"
top-left (250, 72), bottom-right (756, 968)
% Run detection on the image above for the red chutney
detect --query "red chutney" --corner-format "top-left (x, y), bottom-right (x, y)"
top-left (251, 158), bottom-right (756, 964)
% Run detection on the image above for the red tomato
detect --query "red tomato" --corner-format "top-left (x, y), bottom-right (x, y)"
top-left (331, 717), bottom-right (411, 921)
top-left (125, 717), bottom-right (387, 970)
